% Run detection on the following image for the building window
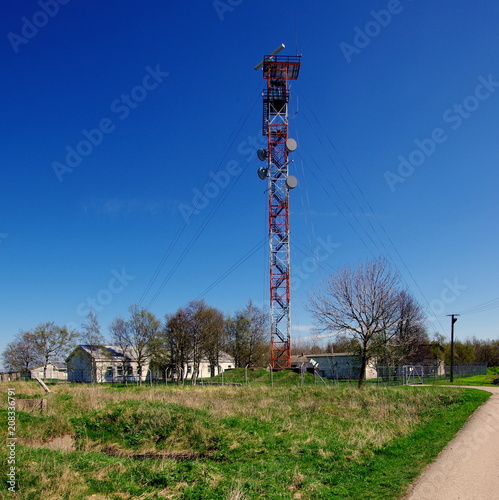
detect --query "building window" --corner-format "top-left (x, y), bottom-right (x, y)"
top-left (117, 366), bottom-right (123, 376)
top-left (106, 367), bottom-right (113, 377)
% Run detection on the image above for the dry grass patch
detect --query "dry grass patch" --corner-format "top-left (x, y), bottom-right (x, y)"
top-left (23, 458), bottom-right (87, 499)
top-left (226, 481), bottom-right (248, 500)
top-left (40, 384), bottom-right (444, 455)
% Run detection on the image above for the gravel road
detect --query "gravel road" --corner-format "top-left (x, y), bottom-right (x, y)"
top-left (403, 386), bottom-right (499, 500)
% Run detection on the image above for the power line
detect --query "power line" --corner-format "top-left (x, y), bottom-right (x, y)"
top-left (291, 237), bottom-right (336, 275)
top-left (460, 297), bottom-right (499, 316)
top-left (300, 109), bottom-right (414, 271)
top-left (139, 88), bottom-right (262, 308)
top-left (296, 147), bottom-right (379, 260)
top-left (194, 237), bottom-right (267, 301)
top-left (296, 94), bottom-right (447, 335)
top-left (291, 110), bottom-right (318, 256)
top-left (146, 146), bottom-right (251, 309)
top-left (303, 105), bottom-right (441, 325)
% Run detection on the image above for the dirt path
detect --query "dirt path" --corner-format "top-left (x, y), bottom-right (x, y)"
top-left (403, 386), bottom-right (499, 500)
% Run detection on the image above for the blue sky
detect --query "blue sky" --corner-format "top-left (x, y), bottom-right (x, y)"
top-left (1, 0), bottom-right (498, 361)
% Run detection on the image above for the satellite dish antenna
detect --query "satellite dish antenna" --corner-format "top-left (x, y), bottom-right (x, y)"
top-left (257, 167), bottom-right (268, 180)
top-left (286, 138), bottom-right (297, 152)
top-left (257, 148), bottom-right (268, 161)
top-left (286, 175), bottom-right (298, 189)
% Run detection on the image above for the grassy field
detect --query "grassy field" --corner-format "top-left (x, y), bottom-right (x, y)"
top-left (0, 374), bottom-right (490, 499)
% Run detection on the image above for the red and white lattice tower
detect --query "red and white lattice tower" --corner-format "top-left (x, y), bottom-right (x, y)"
top-left (255, 45), bottom-right (301, 369)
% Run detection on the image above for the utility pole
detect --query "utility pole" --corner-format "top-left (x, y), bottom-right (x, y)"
top-left (447, 314), bottom-right (460, 382)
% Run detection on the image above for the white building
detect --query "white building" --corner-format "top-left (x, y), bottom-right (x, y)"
top-left (30, 361), bottom-right (68, 380)
top-left (150, 352), bottom-right (235, 382)
top-left (66, 345), bottom-right (149, 383)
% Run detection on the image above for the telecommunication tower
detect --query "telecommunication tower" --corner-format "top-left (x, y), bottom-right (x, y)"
top-left (255, 44), bottom-right (301, 369)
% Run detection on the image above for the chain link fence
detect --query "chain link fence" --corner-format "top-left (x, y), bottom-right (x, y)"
top-left (369, 363), bottom-right (488, 386)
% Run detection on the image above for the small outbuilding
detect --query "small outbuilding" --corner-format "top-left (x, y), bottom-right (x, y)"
top-left (30, 361), bottom-right (68, 381)
top-left (0, 372), bottom-right (22, 382)
top-left (290, 354), bottom-right (316, 372)
top-left (305, 353), bottom-right (377, 380)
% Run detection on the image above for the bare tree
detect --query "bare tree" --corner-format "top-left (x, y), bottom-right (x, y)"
top-left (291, 341), bottom-right (327, 355)
top-left (176, 300), bottom-right (225, 382)
top-left (226, 300), bottom-right (268, 368)
top-left (198, 304), bottom-right (225, 378)
top-left (125, 305), bottom-right (161, 385)
top-left (27, 322), bottom-right (78, 380)
top-left (186, 300), bottom-right (206, 384)
top-left (390, 290), bottom-right (428, 364)
top-left (243, 300), bottom-right (268, 367)
top-left (110, 316), bottom-right (131, 385)
top-left (2, 331), bottom-right (43, 375)
top-left (307, 258), bottom-right (402, 388)
top-left (148, 333), bottom-right (170, 383)
top-left (225, 314), bottom-right (250, 368)
top-left (164, 308), bottom-right (191, 383)
top-left (325, 335), bottom-right (359, 354)
top-left (80, 312), bottom-right (106, 383)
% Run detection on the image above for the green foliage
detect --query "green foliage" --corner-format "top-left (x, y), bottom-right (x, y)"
top-left (71, 400), bottom-right (221, 452)
top-left (473, 339), bottom-right (499, 366)
top-left (444, 340), bottom-right (476, 364)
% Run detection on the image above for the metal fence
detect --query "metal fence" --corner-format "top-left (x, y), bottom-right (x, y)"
top-left (370, 364), bottom-right (488, 386)
top-left (62, 363), bottom-right (487, 388)
top-left (444, 364), bottom-right (488, 378)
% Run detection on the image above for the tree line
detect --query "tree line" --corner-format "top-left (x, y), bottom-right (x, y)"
top-left (1, 299), bottom-right (268, 383)
top-left (292, 336), bottom-right (499, 368)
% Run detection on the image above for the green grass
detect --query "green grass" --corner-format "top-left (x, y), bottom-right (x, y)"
top-left (0, 381), bottom-right (490, 499)
top-left (203, 367), bottom-right (319, 386)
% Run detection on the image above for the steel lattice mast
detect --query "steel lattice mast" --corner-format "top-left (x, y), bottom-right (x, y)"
top-left (255, 45), bottom-right (301, 369)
